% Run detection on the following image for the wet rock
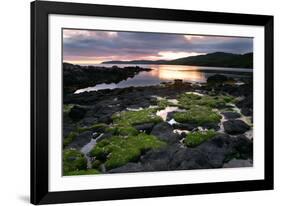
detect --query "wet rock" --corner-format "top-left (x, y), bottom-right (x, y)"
top-left (170, 148), bottom-right (212, 170)
top-left (140, 144), bottom-right (213, 171)
top-left (196, 134), bottom-right (236, 168)
top-left (177, 150), bottom-right (213, 170)
top-left (134, 123), bottom-right (155, 133)
top-left (151, 122), bottom-right (179, 144)
top-left (223, 120), bottom-right (250, 135)
top-left (231, 135), bottom-right (253, 159)
top-left (106, 134), bottom-right (253, 173)
top-left (221, 112), bottom-right (241, 119)
top-left (236, 94), bottom-right (253, 116)
top-left (66, 131), bottom-right (93, 149)
top-left (223, 159), bottom-right (253, 168)
top-left (91, 105), bottom-right (120, 124)
top-left (69, 106), bottom-right (86, 121)
top-left (141, 145), bottom-right (182, 171)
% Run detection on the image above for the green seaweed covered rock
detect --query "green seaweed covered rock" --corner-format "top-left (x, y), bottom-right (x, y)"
top-left (112, 108), bottom-right (162, 126)
top-left (177, 93), bottom-right (235, 109)
top-left (90, 133), bottom-right (166, 170)
top-left (184, 130), bottom-right (217, 147)
top-left (63, 149), bottom-right (87, 175)
top-left (173, 106), bottom-right (221, 125)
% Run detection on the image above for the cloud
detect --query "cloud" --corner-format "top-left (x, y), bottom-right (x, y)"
top-left (63, 29), bottom-right (253, 64)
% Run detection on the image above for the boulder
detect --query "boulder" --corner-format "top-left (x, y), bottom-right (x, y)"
top-left (231, 135), bottom-right (253, 159)
top-left (151, 122), bottom-right (179, 144)
top-left (172, 148), bottom-right (212, 170)
top-left (223, 120), bottom-right (250, 135)
top-left (196, 134), bottom-right (236, 168)
top-left (140, 144), bottom-right (213, 171)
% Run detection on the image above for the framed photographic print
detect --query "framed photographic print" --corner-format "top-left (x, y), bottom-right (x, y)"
top-left (31, 0), bottom-right (274, 204)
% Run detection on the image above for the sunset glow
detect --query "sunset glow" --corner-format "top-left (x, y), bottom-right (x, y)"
top-left (150, 65), bottom-right (206, 82)
top-left (158, 51), bottom-right (205, 60)
top-left (63, 29), bottom-right (253, 65)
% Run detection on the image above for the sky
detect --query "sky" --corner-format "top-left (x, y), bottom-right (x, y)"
top-left (63, 29), bottom-right (253, 65)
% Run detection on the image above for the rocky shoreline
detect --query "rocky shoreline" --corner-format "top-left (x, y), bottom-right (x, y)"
top-left (63, 68), bottom-right (253, 176)
top-left (63, 62), bottom-right (151, 94)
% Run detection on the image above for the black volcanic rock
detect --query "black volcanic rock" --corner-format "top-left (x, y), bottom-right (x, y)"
top-left (151, 122), bottom-right (179, 144)
top-left (223, 120), bottom-right (250, 135)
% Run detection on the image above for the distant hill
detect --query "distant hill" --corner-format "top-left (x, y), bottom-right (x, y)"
top-left (102, 59), bottom-right (169, 65)
top-left (102, 52), bottom-right (253, 68)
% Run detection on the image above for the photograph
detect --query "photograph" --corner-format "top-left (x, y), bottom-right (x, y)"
top-left (62, 29), bottom-right (254, 176)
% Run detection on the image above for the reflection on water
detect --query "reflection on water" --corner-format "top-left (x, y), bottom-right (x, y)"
top-left (150, 65), bottom-right (205, 82)
top-left (75, 64), bottom-right (252, 93)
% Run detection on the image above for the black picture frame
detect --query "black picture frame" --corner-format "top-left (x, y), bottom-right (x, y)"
top-left (31, 0), bottom-right (274, 204)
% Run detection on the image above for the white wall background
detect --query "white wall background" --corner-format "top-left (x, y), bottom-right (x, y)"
top-left (0, 0), bottom-right (279, 205)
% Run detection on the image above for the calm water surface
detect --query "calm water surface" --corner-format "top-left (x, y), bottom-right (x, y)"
top-left (75, 64), bottom-right (252, 93)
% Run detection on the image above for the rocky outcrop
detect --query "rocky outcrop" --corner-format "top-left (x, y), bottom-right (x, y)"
top-left (63, 62), bottom-right (151, 93)
top-left (107, 134), bottom-right (253, 173)
top-left (63, 71), bottom-right (253, 175)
